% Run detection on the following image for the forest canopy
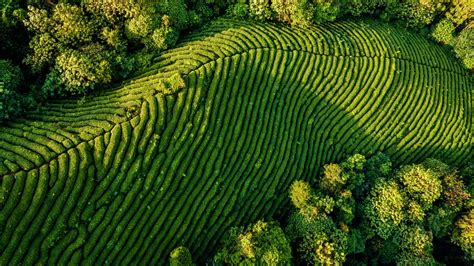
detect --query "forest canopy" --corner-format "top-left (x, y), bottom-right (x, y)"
top-left (212, 154), bottom-right (473, 265)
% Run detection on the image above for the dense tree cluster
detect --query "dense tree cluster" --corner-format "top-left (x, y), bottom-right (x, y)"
top-left (0, 0), bottom-right (224, 121)
top-left (213, 154), bottom-right (473, 264)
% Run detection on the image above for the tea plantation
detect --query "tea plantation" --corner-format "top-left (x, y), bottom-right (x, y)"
top-left (0, 19), bottom-right (472, 264)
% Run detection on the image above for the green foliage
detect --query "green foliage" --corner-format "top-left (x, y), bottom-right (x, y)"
top-left (365, 152), bottom-right (392, 184)
top-left (53, 47), bottom-right (112, 94)
top-left (300, 225), bottom-right (349, 265)
top-left (148, 26), bottom-right (179, 51)
top-left (452, 208), bottom-right (474, 260)
top-left (214, 220), bottom-right (292, 264)
top-left (428, 206), bottom-right (459, 238)
top-left (270, 0), bottom-right (295, 23)
top-left (320, 163), bottom-right (345, 194)
top-left (0, 59), bottom-right (22, 93)
top-left (446, 0), bottom-right (474, 26)
top-left (397, 164), bottom-right (442, 209)
top-left (157, 73), bottom-right (186, 94)
top-left (432, 18), bottom-right (456, 45)
top-left (441, 173), bottom-right (470, 208)
top-left (227, 3), bottom-right (250, 19)
top-left (453, 24), bottom-right (474, 70)
top-left (157, 0), bottom-right (191, 31)
top-left (311, 0), bottom-right (339, 24)
top-left (286, 153), bottom-right (471, 264)
top-left (289, 180), bottom-right (312, 209)
top-left (51, 3), bottom-right (96, 45)
top-left (170, 246), bottom-right (193, 266)
top-left (397, 225), bottom-right (433, 258)
top-left (19, 0), bottom-right (203, 97)
top-left (287, 211), bottom-right (350, 264)
top-left (0, 60), bottom-right (22, 121)
top-left (364, 180), bottom-right (405, 239)
top-left (385, 0), bottom-right (447, 29)
top-left (249, 0), bottom-right (273, 21)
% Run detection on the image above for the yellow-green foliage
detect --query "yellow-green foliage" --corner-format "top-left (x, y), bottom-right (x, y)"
top-left (289, 180), bottom-right (312, 209)
top-left (452, 208), bottom-right (474, 260)
top-left (215, 220), bottom-right (292, 264)
top-left (432, 18), bottom-right (456, 45)
top-left (397, 165), bottom-right (442, 209)
top-left (170, 246), bottom-right (193, 266)
top-left (446, 0), bottom-right (474, 26)
top-left (287, 154), bottom-right (472, 264)
top-left (364, 180), bottom-right (405, 239)
top-left (454, 24), bottom-right (474, 70)
top-left (320, 163), bottom-right (346, 194)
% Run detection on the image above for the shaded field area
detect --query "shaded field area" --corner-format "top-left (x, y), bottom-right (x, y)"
top-left (0, 19), bottom-right (472, 264)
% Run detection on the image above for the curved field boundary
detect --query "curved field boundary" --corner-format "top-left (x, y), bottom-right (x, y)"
top-left (0, 19), bottom-right (472, 264)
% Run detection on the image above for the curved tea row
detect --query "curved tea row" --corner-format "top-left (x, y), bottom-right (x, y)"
top-left (0, 19), bottom-right (472, 264)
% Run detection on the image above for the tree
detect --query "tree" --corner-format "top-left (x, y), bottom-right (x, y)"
top-left (364, 180), bottom-right (405, 239)
top-left (289, 180), bottom-right (312, 209)
top-left (214, 220), bottom-right (292, 264)
top-left (385, 0), bottom-right (448, 29)
top-left (52, 46), bottom-right (112, 95)
top-left (432, 18), bottom-right (456, 45)
top-left (170, 246), bottom-right (193, 266)
top-left (452, 208), bottom-right (474, 260)
top-left (0, 60), bottom-right (26, 122)
top-left (249, 0), bottom-right (273, 21)
top-left (446, 0), bottom-right (474, 26)
top-left (453, 23), bottom-right (474, 70)
top-left (397, 164), bottom-right (442, 209)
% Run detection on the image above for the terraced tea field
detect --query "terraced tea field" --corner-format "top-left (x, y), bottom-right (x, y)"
top-left (0, 19), bottom-right (472, 263)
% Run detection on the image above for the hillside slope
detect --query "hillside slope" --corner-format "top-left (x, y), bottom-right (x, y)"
top-left (0, 19), bottom-right (472, 264)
